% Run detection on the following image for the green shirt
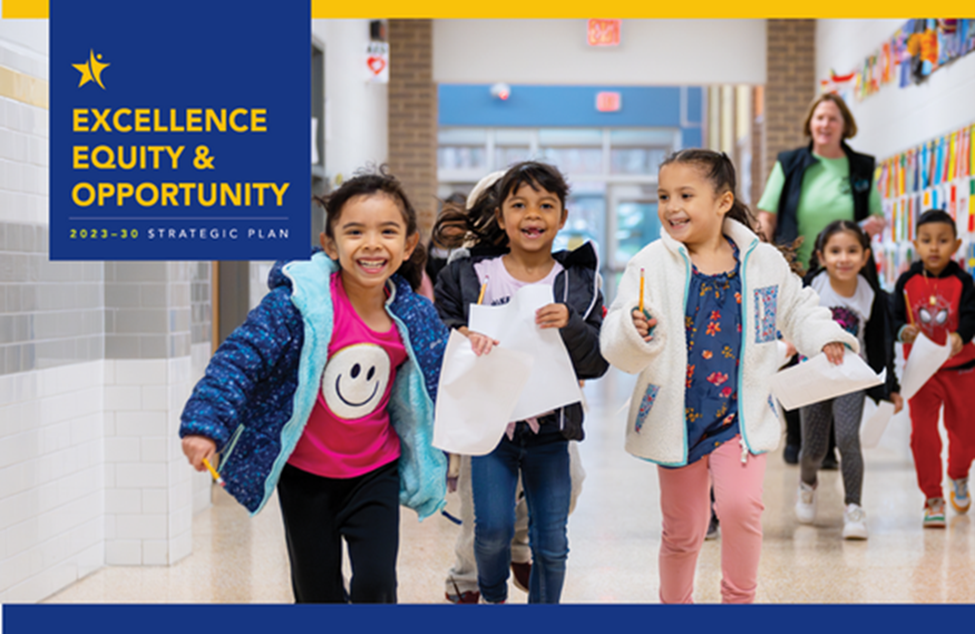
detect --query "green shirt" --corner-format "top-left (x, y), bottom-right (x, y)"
top-left (757, 154), bottom-right (882, 268)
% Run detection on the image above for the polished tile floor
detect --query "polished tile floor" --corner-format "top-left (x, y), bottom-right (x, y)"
top-left (46, 369), bottom-right (975, 604)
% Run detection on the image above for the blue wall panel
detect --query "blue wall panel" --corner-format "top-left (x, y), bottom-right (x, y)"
top-left (685, 87), bottom-right (703, 126)
top-left (681, 128), bottom-right (702, 149)
top-left (439, 85), bottom-right (703, 149)
top-left (439, 85), bottom-right (701, 129)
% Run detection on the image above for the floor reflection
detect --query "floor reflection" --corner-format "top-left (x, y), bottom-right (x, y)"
top-left (46, 369), bottom-right (975, 603)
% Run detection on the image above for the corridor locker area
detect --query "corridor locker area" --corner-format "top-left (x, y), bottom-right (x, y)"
top-left (1, 18), bottom-right (975, 603)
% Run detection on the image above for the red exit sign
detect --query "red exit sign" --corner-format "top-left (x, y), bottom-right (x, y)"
top-left (588, 19), bottom-right (621, 47)
top-left (596, 91), bottom-right (621, 112)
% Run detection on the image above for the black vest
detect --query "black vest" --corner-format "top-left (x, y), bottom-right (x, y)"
top-left (773, 143), bottom-right (876, 245)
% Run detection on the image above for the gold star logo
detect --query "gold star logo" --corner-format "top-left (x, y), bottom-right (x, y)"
top-left (72, 49), bottom-right (110, 89)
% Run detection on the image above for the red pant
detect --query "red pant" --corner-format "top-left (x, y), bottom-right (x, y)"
top-left (908, 367), bottom-right (975, 500)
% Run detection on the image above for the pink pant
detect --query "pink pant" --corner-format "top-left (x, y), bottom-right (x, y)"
top-left (657, 437), bottom-right (766, 604)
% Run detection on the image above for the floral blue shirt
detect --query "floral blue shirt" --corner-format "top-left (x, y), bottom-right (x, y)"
top-left (680, 238), bottom-right (742, 466)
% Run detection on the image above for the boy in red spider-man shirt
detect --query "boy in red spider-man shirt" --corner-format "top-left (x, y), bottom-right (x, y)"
top-left (892, 209), bottom-right (975, 528)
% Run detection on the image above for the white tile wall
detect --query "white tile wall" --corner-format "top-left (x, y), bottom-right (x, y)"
top-left (0, 94), bottom-right (48, 226)
top-left (0, 351), bottom-right (200, 599)
top-left (1, 31), bottom-right (188, 603)
top-left (102, 357), bottom-right (196, 567)
top-left (0, 20), bottom-right (48, 80)
top-left (0, 361), bottom-right (106, 601)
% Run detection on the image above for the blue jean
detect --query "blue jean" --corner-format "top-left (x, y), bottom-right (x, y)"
top-left (471, 421), bottom-right (571, 603)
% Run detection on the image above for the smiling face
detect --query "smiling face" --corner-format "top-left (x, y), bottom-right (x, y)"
top-left (818, 229), bottom-right (870, 286)
top-left (496, 181), bottom-right (567, 257)
top-left (810, 100), bottom-right (845, 154)
top-left (321, 193), bottom-right (419, 297)
top-left (321, 344), bottom-right (391, 419)
top-left (914, 221), bottom-right (961, 277)
top-left (657, 162), bottom-right (733, 250)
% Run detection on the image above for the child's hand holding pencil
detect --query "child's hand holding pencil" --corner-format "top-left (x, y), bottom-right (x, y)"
top-left (460, 275), bottom-right (500, 356)
top-left (181, 435), bottom-right (221, 481)
top-left (202, 457), bottom-right (225, 487)
top-left (631, 309), bottom-right (657, 342)
top-left (631, 268), bottom-right (656, 341)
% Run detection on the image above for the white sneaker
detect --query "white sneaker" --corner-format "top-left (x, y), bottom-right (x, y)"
top-left (479, 595), bottom-right (505, 604)
top-left (842, 503), bottom-right (868, 540)
top-left (795, 481), bottom-right (816, 524)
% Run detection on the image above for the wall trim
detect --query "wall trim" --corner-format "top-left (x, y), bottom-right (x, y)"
top-left (0, 64), bottom-right (49, 109)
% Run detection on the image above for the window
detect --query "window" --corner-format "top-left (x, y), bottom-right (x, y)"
top-left (438, 146), bottom-right (487, 171)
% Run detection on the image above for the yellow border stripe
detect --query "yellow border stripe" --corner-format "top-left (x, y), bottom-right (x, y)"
top-left (306, 3), bottom-right (975, 18)
top-left (2, 0), bottom-right (47, 18)
top-left (0, 65), bottom-right (49, 109)
top-left (4, 1), bottom-right (975, 18)
top-left (322, 2), bottom-right (975, 18)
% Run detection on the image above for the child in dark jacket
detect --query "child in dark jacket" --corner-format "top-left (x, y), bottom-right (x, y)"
top-left (434, 161), bottom-right (607, 604)
top-left (892, 209), bottom-right (975, 527)
top-left (794, 220), bottom-right (902, 540)
top-left (179, 170), bottom-right (448, 603)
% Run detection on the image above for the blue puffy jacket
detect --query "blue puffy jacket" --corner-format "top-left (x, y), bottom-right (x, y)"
top-left (179, 252), bottom-right (448, 519)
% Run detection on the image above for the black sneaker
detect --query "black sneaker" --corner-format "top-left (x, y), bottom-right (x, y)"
top-left (783, 444), bottom-right (799, 465)
top-left (510, 561), bottom-right (531, 593)
top-left (705, 514), bottom-right (720, 540)
top-left (821, 451), bottom-right (839, 471)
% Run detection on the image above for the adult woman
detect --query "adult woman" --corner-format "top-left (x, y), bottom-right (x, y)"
top-left (756, 93), bottom-right (885, 269)
top-left (756, 93), bottom-right (885, 466)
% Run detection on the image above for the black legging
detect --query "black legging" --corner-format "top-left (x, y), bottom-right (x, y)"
top-left (277, 460), bottom-right (400, 603)
top-left (787, 407), bottom-right (839, 460)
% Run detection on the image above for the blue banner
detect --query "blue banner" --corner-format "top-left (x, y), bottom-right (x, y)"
top-left (5, 604), bottom-right (975, 634)
top-left (49, 0), bottom-right (310, 260)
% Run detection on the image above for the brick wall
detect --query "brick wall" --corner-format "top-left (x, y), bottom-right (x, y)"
top-left (387, 19), bottom-right (438, 237)
top-left (764, 20), bottom-right (816, 181)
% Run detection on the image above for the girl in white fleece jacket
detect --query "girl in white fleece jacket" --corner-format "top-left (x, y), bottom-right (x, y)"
top-left (600, 149), bottom-right (856, 604)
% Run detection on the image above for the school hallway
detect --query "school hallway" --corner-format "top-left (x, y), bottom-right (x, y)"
top-left (42, 368), bottom-right (975, 604)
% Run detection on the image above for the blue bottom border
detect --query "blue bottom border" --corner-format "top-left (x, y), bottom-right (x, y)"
top-left (6, 604), bottom-right (975, 634)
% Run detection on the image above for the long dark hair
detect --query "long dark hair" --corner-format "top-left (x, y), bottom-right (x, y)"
top-left (313, 166), bottom-right (426, 291)
top-left (431, 199), bottom-right (478, 250)
top-left (659, 148), bottom-right (804, 275)
top-left (808, 219), bottom-right (880, 291)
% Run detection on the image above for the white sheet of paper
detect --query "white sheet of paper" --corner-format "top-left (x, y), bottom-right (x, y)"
top-left (768, 350), bottom-right (885, 411)
top-left (469, 284), bottom-right (583, 421)
top-left (859, 399), bottom-right (896, 448)
top-left (433, 330), bottom-right (533, 456)
top-left (900, 332), bottom-right (952, 400)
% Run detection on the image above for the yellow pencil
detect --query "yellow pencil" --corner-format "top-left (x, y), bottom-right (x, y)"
top-left (904, 290), bottom-right (915, 327)
top-left (477, 276), bottom-right (489, 305)
top-left (638, 268), bottom-right (645, 313)
top-left (202, 457), bottom-right (225, 487)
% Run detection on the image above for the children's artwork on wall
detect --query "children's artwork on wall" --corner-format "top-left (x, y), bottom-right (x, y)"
top-left (819, 69), bottom-right (857, 103)
top-left (820, 19), bottom-right (975, 103)
top-left (877, 122), bottom-right (975, 290)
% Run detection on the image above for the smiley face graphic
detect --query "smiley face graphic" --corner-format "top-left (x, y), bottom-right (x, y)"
top-left (321, 343), bottom-right (391, 420)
